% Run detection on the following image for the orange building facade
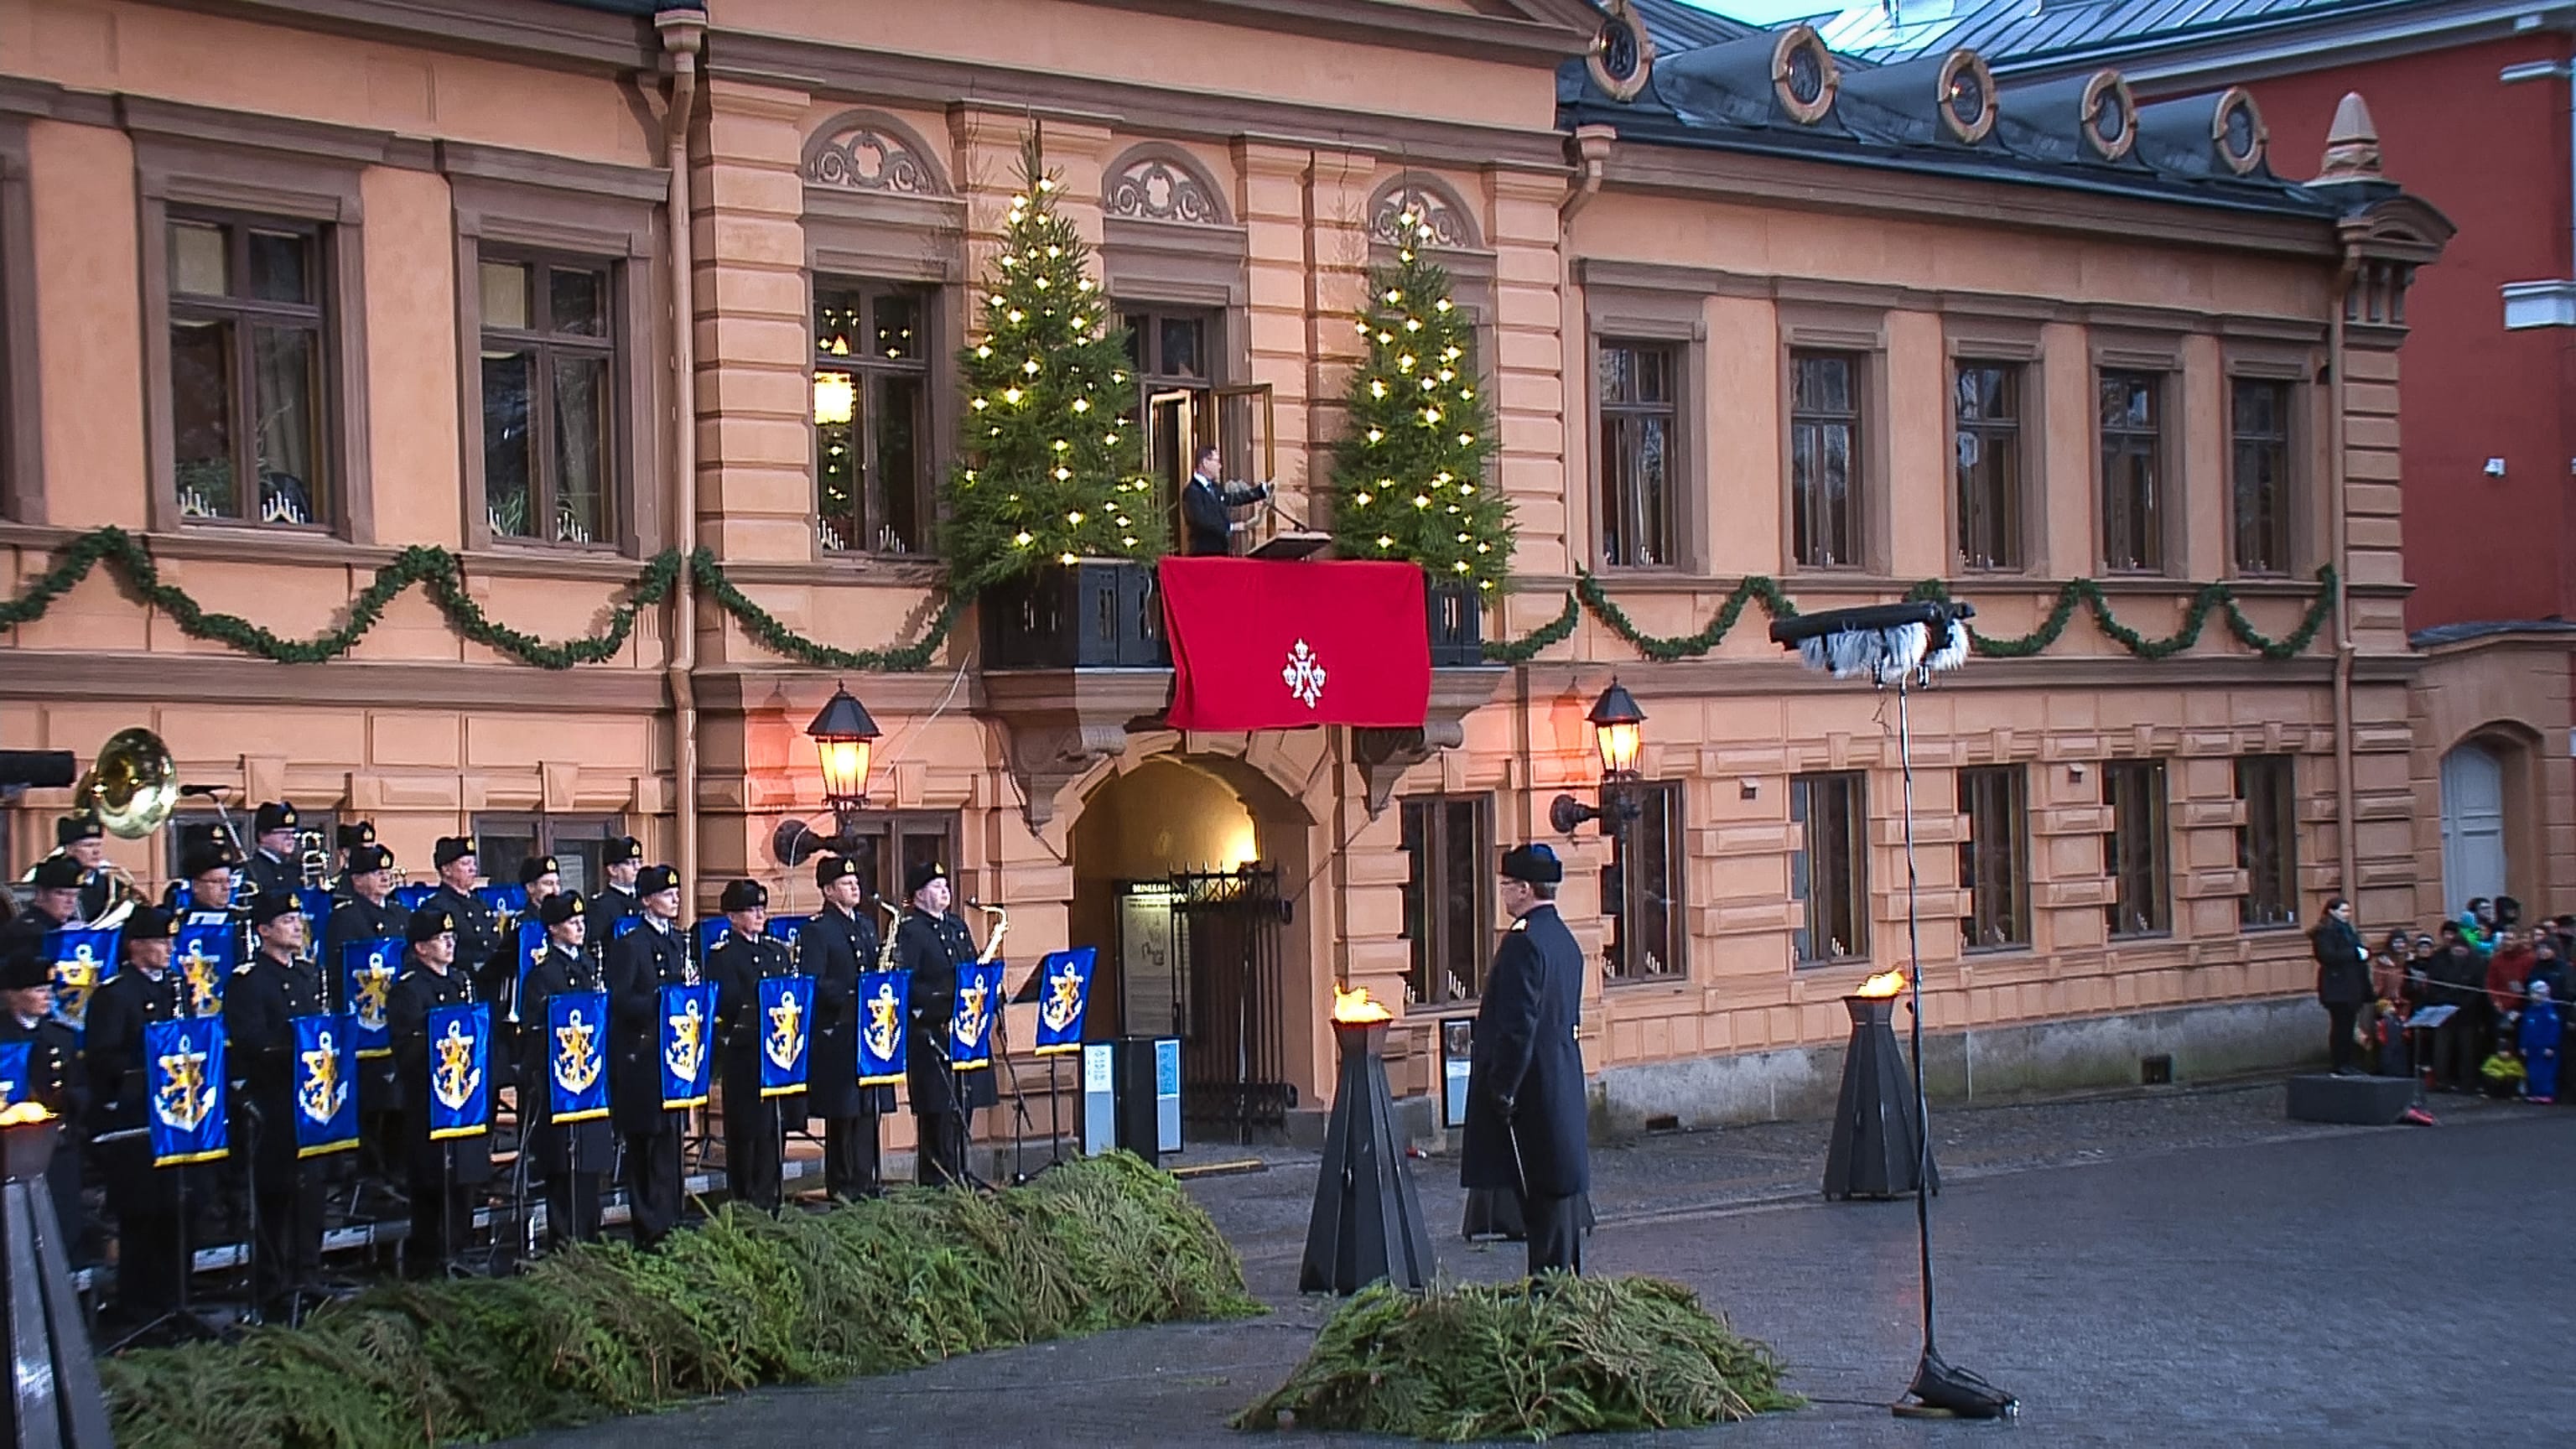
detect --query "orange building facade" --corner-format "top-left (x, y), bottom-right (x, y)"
top-left (0, 0), bottom-right (2452, 1144)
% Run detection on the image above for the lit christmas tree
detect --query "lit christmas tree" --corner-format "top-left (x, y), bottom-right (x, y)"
top-left (946, 136), bottom-right (1158, 590)
top-left (1330, 214), bottom-right (1510, 592)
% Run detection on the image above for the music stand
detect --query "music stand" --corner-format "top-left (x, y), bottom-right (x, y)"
top-left (1246, 532), bottom-right (1332, 561)
top-left (1007, 958), bottom-right (1075, 1180)
top-left (93, 1126), bottom-right (216, 1353)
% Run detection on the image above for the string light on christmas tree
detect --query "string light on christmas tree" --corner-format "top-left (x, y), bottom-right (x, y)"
top-left (1329, 215), bottom-right (1510, 592)
top-left (943, 132), bottom-right (1160, 589)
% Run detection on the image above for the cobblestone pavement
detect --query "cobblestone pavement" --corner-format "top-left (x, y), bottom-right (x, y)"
top-left (513, 1082), bottom-right (2576, 1447)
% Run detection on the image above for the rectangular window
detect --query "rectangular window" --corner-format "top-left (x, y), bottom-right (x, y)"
top-left (1603, 782), bottom-right (1685, 981)
top-left (2231, 378), bottom-right (2292, 575)
top-left (1121, 305), bottom-right (1219, 531)
top-left (1957, 766), bottom-right (2030, 949)
top-left (168, 214), bottom-right (328, 527)
top-left (2101, 761), bottom-right (2171, 937)
top-left (1399, 794), bottom-right (1493, 1008)
top-left (796, 811), bottom-right (958, 911)
top-left (815, 282), bottom-right (932, 554)
top-left (1790, 351), bottom-right (1862, 568)
top-left (1791, 771), bottom-right (1868, 963)
top-left (1954, 362), bottom-right (2023, 570)
top-left (1597, 340), bottom-right (1676, 568)
top-left (480, 254), bottom-right (618, 547)
top-left (2236, 754), bottom-right (2299, 929)
top-left (470, 814), bottom-right (629, 899)
top-left (2098, 370), bottom-right (2164, 573)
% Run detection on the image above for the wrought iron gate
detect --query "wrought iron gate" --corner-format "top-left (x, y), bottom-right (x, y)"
top-left (1169, 867), bottom-right (1293, 1140)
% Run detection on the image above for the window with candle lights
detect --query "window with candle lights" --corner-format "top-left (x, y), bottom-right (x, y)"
top-left (2102, 761), bottom-right (2172, 937)
top-left (1792, 771), bottom-right (1867, 965)
top-left (1957, 766), bottom-right (2029, 950)
top-left (2235, 754), bottom-right (2298, 930)
top-left (479, 252), bottom-right (621, 547)
top-left (1603, 781), bottom-right (1685, 982)
top-left (814, 281), bottom-right (932, 554)
top-left (1400, 793), bottom-right (1492, 1008)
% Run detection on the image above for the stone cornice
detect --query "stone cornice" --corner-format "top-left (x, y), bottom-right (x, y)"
top-left (133, 0), bottom-right (661, 76)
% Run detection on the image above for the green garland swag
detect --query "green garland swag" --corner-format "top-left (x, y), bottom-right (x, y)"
top-left (0, 526), bottom-right (967, 673)
top-left (0, 526), bottom-right (2332, 674)
top-left (1483, 565), bottom-right (2337, 666)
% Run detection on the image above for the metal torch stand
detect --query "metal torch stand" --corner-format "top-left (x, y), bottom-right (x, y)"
top-left (0, 1120), bottom-right (114, 1448)
top-left (1297, 1019), bottom-right (1435, 1294)
top-left (1822, 995), bottom-right (1939, 1201)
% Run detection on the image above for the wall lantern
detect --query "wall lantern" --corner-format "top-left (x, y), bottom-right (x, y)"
top-left (771, 683), bottom-right (882, 865)
top-left (1549, 680), bottom-right (1646, 835)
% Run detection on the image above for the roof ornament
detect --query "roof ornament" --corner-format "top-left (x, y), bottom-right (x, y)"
top-left (2314, 91), bottom-right (2382, 184)
top-left (1588, 0), bottom-right (1655, 104)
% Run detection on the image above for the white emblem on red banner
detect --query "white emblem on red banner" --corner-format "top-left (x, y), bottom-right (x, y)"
top-left (1282, 639), bottom-right (1328, 708)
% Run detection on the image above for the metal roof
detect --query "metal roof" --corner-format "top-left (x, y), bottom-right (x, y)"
top-left (1623, 0), bottom-right (1764, 51)
top-left (1560, 25), bottom-right (2351, 216)
top-left (1794, 0), bottom-right (2431, 67)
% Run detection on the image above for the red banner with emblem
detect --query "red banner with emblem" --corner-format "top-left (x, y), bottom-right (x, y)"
top-left (1159, 558), bottom-right (1431, 731)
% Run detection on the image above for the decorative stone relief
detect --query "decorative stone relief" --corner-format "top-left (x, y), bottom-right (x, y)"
top-left (1368, 179), bottom-right (1477, 252)
top-left (1105, 153), bottom-right (1225, 225)
top-left (803, 114), bottom-right (945, 195)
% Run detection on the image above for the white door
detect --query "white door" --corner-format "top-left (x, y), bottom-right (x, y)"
top-left (2439, 743), bottom-right (2507, 916)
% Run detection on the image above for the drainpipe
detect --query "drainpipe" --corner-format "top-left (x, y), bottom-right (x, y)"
top-left (1525, 127), bottom-right (1613, 845)
top-left (2330, 236), bottom-right (2361, 904)
top-left (657, 8), bottom-right (705, 911)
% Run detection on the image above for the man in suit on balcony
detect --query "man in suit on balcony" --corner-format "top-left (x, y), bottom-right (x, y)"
top-left (1181, 444), bottom-right (1269, 556)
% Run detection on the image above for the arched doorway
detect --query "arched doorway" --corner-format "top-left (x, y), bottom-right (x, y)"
top-left (1069, 755), bottom-right (1311, 1140)
top-left (2440, 740), bottom-right (2507, 916)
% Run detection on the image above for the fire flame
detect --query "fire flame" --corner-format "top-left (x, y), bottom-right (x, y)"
top-left (1331, 984), bottom-right (1395, 1024)
top-left (0, 1102), bottom-right (56, 1126)
top-left (1854, 969), bottom-right (1908, 1000)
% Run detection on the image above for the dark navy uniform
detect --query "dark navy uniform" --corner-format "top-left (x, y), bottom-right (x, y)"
top-left (519, 923), bottom-right (612, 1247)
top-left (605, 905), bottom-right (693, 1247)
top-left (387, 951), bottom-right (493, 1276)
top-left (801, 899), bottom-right (894, 1199)
top-left (86, 932), bottom-right (193, 1322)
top-left (896, 907), bottom-right (983, 1186)
top-left (589, 885), bottom-right (643, 947)
top-left (224, 933), bottom-right (330, 1311)
top-left (709, 911), bottom-right (802, 1211)
top-left (1462, 846), bottom-right (1590, 1278)
top-left (242, 849), bottom-right (299, 910)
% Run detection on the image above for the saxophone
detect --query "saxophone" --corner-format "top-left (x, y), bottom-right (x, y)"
top-left (875, 900), bottom-right (905, 971)
top-left (973, 901), bottom-right (1009, 965)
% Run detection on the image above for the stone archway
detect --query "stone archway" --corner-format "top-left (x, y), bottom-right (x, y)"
top-left (1066, 751), bottom-right (1322, 1141)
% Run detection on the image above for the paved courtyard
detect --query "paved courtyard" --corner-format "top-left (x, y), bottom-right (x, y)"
top-left (515, 1083), bottom-right (2576, 1447)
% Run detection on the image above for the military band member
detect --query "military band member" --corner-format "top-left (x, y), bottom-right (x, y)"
top-left (225, 891), bottom-right (330, 1317)
top-left (423, 838), bottom-right (500, 1088)
top-left (896, 861), bottom-right (982, 1188)
top-left (327, 821), bottom-right (377, 905)
top-left (519, 893), bottom-right (609, 1247)
top-left (0, 937), bottom-right (86, 1256)
top-left (25, 812), bottom-right (116, 924)
top-left (86, 906), bottom-right (192, 1327)
top-left (0, 855), bottom-right (85, 960)
top-left (387, 906), bottom-right (491, 1278)
top-left (709, 880), bottom-right (799, 1211)
top-left (605, 864), bottom-right (693, 1249)
top-left (243, 802), bottom-right (304, 906)
top-left (321, 843), bottom-right (409, 1184)
top-left (590, 837), bottom-right (645, 943)
top-left (802, 854), bottom-right (892, 1200)
top-left (1462, 844), bottom-right (1591, 1279)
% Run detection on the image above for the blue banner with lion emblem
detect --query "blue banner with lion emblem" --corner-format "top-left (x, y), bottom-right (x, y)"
top-left (856, 969), bottom-right (910, 1086)
top-left (0, 1043), bottom-right (29, 1106)
top-left (658, 981), bottom-right (715, 1109)
top-left (341, 937), bottom-right (402, 1059)
top-left (546, 989), bottom-right (610, 1124)
top-left (174, 922), bottom-right (233, 1019)
top-left (426, 1003), bottom-right (491, 1140)
top-left (757, 974), bottom-right (813, 1098)
top-left (43, 925), bottom-right (119, 1039)
top-left (951, 960), bottom-right (1005, 1073)
top-left (292, 1014), bottom-right (360, 1158)
top-left (1031, 948), bottom-right (1096, 1057)
top-left (143, 1016), bottom-right (228, 1166)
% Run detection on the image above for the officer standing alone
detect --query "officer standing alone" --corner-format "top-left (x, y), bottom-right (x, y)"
top-left (1461, 844), bottom-right (1590, 1278)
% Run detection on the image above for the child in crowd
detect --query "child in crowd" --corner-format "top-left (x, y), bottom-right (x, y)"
top-left (2521, 979), bottom-right (2562, 1104)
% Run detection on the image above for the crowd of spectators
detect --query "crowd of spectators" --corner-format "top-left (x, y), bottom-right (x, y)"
top-left (2314, 895), bottom-right (2567, 1102)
